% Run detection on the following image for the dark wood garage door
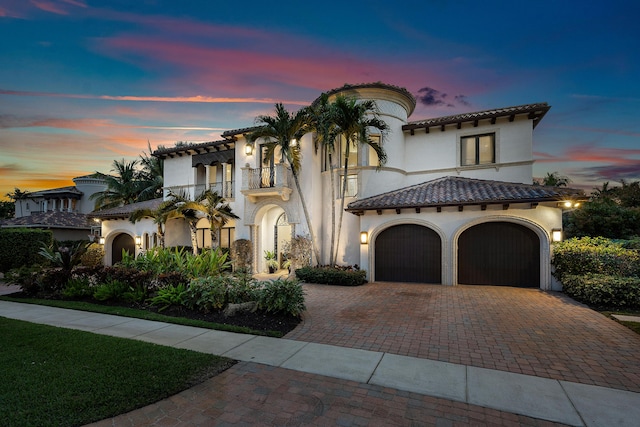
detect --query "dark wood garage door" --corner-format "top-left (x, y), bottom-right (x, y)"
top-left (375, 224), bottom-right (441, 283)
top-left (112, 233), bottom-right (135, 264)
top-left (458, 222), bottom-right (539, 287)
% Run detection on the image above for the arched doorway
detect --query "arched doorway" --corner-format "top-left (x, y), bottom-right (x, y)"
top-left (375, 224), bottom-right (442, 283)
top-left (457, 221), bottom-right (540, 287)
top-left (112, 233), bottom-right (135, 264)
top-left (257, 205), bottom-right (291, 272)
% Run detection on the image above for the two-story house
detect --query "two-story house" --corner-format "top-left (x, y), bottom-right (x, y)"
top-left (1, 175), bottom-right (107, 241)
top-left (97, 83), bottom-right (584, 289)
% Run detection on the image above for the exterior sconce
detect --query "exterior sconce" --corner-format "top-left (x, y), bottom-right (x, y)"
top-left (135, 236), bottom-right (142, 247)
top-left (99, 237), bottom-right (105, 245)
top-left (290, 138), bottom-right (297, 147)
top-left (559, 201), bottom-right (581, 209)
top-left (551, 229), bottom-right (562, 242)
top-left (360, 231), bottom-right (368, 244)
top-left (245, 142), bottom-right (254, 155)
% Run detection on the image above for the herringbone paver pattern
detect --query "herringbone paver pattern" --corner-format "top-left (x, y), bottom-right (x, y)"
top-left (286, 283), bottom-right (640, 392)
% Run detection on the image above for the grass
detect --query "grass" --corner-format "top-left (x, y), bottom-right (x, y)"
top-left (0, 317), bottom-right (234, 427)
top-left (600, 309), bottom-right (640, 335)
top-left (0, 295), bottom-right (283, 337)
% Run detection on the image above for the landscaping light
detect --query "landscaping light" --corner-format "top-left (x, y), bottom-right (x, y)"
top-left (360, 231), bottom-right (368, 244)
top-left (551, 229), bottom-right (562, 242)
top-left (245, 142), bottom-right (254, 155)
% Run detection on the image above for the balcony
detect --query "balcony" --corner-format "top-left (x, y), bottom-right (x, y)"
top-left (241, 163), bottom-right (293, 203)
top-left (164, 181), bottom-right (234, 200)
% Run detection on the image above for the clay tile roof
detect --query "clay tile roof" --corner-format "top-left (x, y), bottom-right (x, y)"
top-left (403, 102), bottom-right (550, 131)
top-left (153, 140), bottom-right (233, 158)
top-left (346, 176), bottom-right (585, 213)
top-left (221, 125), bottom-right (261, 138)
top-left (89, 198), bottom-right (164, 219)
top-left (0, 211), bottom-right (91, 229)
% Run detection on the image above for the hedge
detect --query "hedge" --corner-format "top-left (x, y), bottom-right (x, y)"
top-left (0, 228), bottom-right (53, 272)
top-left (552, 236), bottom-right (640, 281)
top-left (561, 274), bottom-right (640, 309)
top-left (295, 266), bottom-right (367, 286)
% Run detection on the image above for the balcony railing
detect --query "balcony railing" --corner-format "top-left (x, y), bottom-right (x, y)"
top-left (241, 163), bottom-right (293, 202)
top-left (164, 181), bottom-right (235, 200)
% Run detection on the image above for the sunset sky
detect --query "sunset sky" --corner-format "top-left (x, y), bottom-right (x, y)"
top-left (1, 0), bottom-right (639, 201)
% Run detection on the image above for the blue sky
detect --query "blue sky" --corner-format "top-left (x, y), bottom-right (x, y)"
top-left (1, 0), bottom-right (639, 199)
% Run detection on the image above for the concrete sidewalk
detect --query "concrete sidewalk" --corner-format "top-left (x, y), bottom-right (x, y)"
top-left (1, 300), bottom-right (639, 426)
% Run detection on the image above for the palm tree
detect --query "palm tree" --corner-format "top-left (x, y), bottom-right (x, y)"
top-left (91, 159), bottom-right (143, 209)
top-left (330, 95), bottom-right (388, 265)
top-left (5, 188), bottom-right (31, 217)
top-left (164, 191), bottom-right (202, 254)
top-left (129, 199), bottom-right (176, 248)
top-left (305, 93), bottom-right (338, 264)
top-left (183, 190), bottom-right (238, 248)
top-left (137, 142), bottom-right (164, 201)
top-left (247, 103), bottom-right (321, 265)
top-left (539, 171), bottom-right (571, 187)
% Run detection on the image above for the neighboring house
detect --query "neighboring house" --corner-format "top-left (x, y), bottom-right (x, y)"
top-left (1, 175), bottom-right (107, 241)
top-left (97, 83), bottom-right (585, 289)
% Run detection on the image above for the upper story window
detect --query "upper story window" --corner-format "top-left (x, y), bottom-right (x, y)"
top-left (460, 133), bottom-right (495, 166)
top-left (322, 134), bottom-right (382, 171)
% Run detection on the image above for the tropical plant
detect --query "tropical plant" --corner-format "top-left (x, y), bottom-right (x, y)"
top-left (256, 278), bottom-right (306, 316)
top-left (247, 103), bottom-right (321, 264)
top-left (90, 159), bottom-right (144, 209)
top-left (129, 199), bottom-right (177, 248)
top-left (39, 240), bottom-right (90, 272)
top-left (0, 200), bottom-right (15, 219)
top-left (150, 283), bottom-right (187, 312)
top-left (537, 171), bottom-right (571, 187)
top-left (329, 94), bottom-right (388, 265)
top-left (264, 250), bottom-right (279, 272)
top-left (137, 142), bottom-right (164, 200)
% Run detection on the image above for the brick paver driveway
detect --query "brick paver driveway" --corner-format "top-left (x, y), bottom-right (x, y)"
top-left (286, 282), bottom-right (640, 393)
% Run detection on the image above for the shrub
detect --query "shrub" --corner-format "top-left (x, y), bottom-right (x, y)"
top-left (0, 228), bottom-right (52, 272)
top-left (150, 284), bottom-right (187, 311)
top-left (119, 246), bottom-right (230, 278)
top-left (562, 274), bottom-right (640, 309)
top-left (62, 276), bottom-right (93, 299)
top-left (552, 237), bottom-right (640, 281)
top-left (80, 243), bottom-right (105, 267)
top-left (295, 266), bottom-right (367, 286)
top-left (256, 278), bottom-right (306, 317)
top-left (184, 277), bottom-right (229, 312)
top-left (5, 266), bottom-right (42, 295)
top-left (93, 279), bottom-right (129, 301)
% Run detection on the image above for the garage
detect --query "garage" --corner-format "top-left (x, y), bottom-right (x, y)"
top-left (458, 222), bottom-right (539, 287)
top-left (375, 224), bottom-right (441, 283)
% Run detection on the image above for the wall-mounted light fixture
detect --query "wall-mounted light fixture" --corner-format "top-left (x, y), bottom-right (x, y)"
top-left (135, 236), bottom-right (142, 247)
top-left (99, 237), bottom-right (105, 245)
top-left (290, 138), bottom-right (297, 147)
top-left (360, 231), bottom-right (368, 245)
top-left (551, 228), bottom-right (563, 242)
top-left (559, 201), bottom-right (581, 209)
top-left (245, 142), bottom-right (254, 155)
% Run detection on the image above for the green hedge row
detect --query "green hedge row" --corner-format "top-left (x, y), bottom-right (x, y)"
top-left (0, 228), bottom-right (53, 273)
top-left (552, 236), bottom-right (640, 281)
top-left (295, 266), bottom-right (367, 286)
top-left (562, 274), bottom-right (640, 308)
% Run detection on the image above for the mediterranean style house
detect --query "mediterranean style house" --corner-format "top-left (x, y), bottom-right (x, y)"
top-left (1, 175), bottom-right (106, 241)
top-left (94, 83), bottom-right (585, 290)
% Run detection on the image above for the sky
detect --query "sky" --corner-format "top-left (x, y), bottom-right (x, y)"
top-left (1, 0), bottom-right (639, 201)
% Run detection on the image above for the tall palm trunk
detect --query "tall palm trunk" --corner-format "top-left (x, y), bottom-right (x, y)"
top-left (333, 141), bottom-right (351, 266)
top-left (291, 168), bottom-right (321, 265)
top-left (328, 153), bottom-right (336, 266)
top-left (188, 222), bottom-right (199, 254)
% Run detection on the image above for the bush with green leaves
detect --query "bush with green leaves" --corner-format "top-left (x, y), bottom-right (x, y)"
top-left (150, 283), bottom-right (187, 311)
top-left (552, 237), bottom-right (640, 281)
top-left (256, 278), bottom-right (306, 316)
top-left (183, 277), bottom-right (229, 312)
top-left (119, 246), bottom-right (231, 278)
top-left (295, 266), bottom-right (367, 286)
top-left (93, 279), bottom-right (130, 301)
top-left (561, 274), bottom-right (640, 309)
top-left (62, 276), bottom-right (93, 299)
top-left (0, 228), bottom-right (52, 272)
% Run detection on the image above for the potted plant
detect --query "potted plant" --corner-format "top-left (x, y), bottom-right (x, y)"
top-left (264, 250), bottom-right (279, 273)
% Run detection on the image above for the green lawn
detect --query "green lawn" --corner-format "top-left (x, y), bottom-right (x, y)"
top-left (0, 317), bottom-right (234, 427)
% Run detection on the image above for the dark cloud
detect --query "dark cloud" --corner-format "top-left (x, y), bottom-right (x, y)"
top-left (572, 164), bottom-right (640, 183)
top-left (416, 87), bottom-right (468, 108)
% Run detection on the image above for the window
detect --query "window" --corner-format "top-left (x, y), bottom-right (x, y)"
top-left (461, 133), bottom-right (495, 166)
top-left (367, 135), bottom-right (381, 167)
top-left (343, 174), bottom-right (358, 197)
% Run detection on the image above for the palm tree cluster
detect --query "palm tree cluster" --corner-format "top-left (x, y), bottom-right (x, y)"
top-left (129, 189), bottom-right (238, 254)
top-left (248, 93), bottom-right (388, 266)
top-left (91, 144), bottom-right (164, 210)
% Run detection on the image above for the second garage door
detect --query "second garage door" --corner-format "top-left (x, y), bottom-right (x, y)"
top-left (458, 222), bottom-right (540, 287)
top-left (375, 224), bottom-right (441, 283)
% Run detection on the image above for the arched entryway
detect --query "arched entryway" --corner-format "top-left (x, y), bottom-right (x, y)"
top-left (111, 233), bottom-right (135, 264)
top-left (457, 221), bottom-right (540, 287)
top-left (257, 205), bottom-right (291, 272)
top-left (375, 224), bottom-right (442, 283)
